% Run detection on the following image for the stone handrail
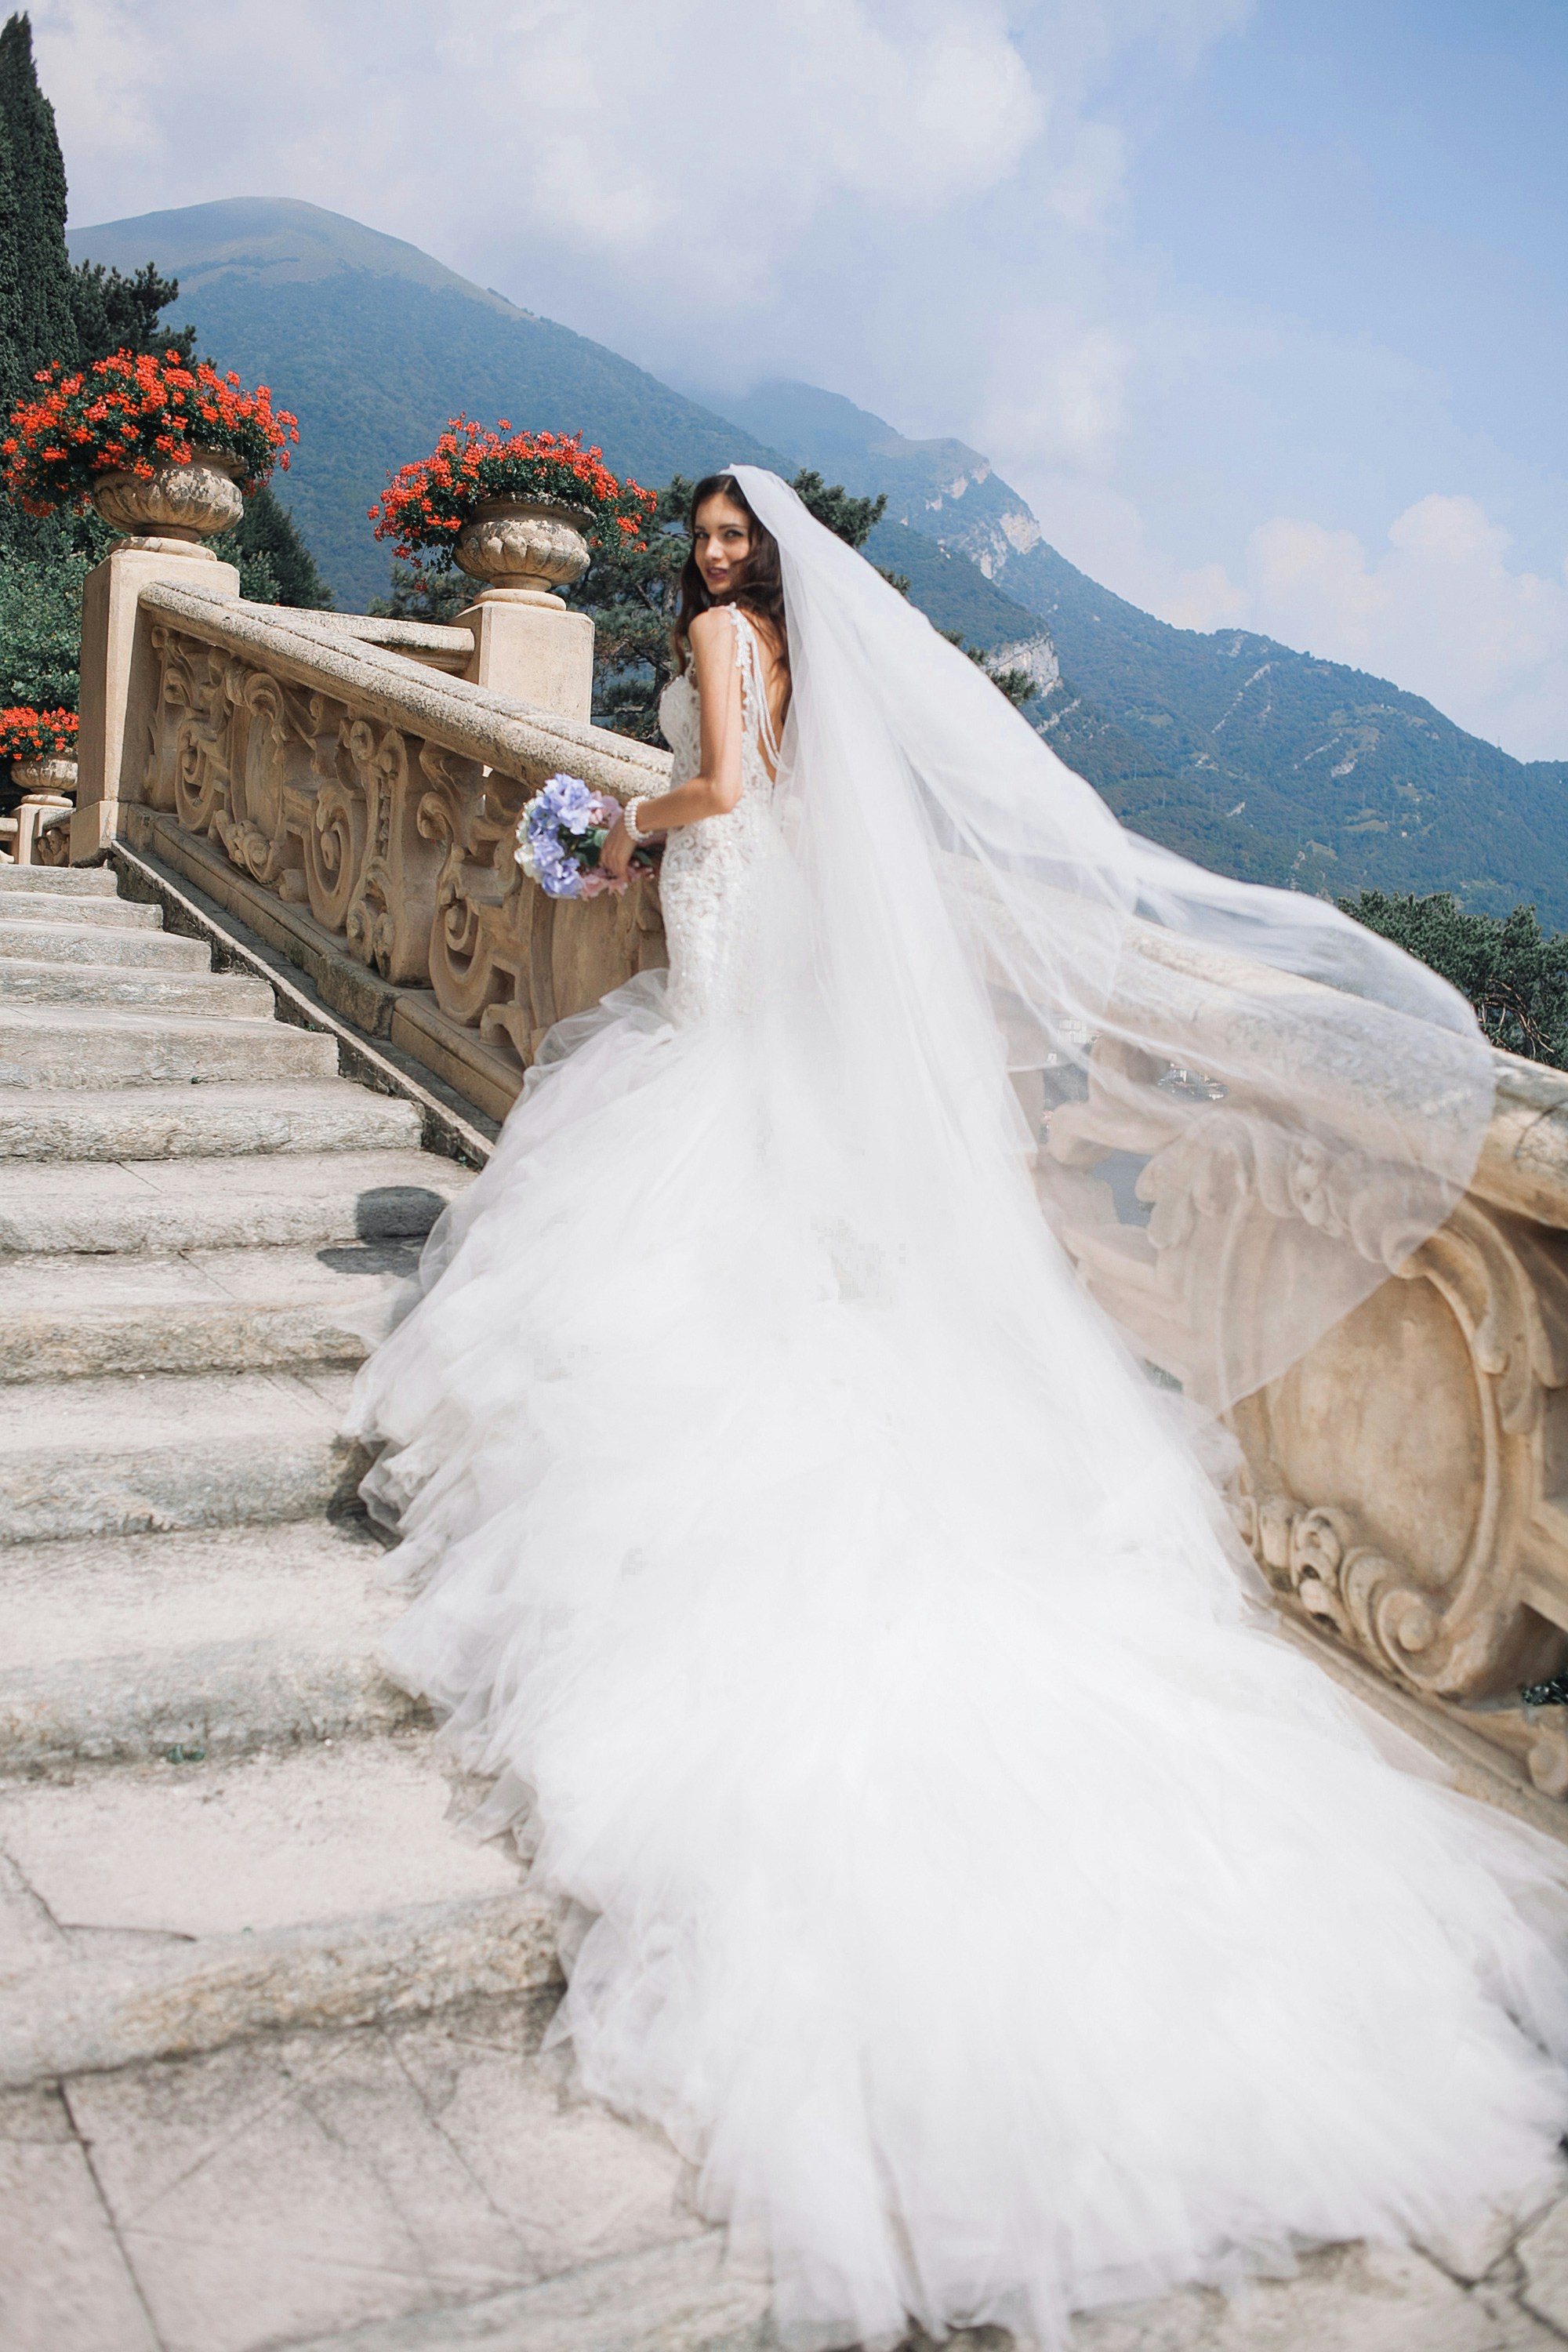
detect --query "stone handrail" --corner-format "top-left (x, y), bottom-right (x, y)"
top-left (82, 558), bottom-right (669, 1115)
top-left (1008, 899), bottom-right (1568, 1811)
top-left (67, 541), bottom-right (1568, 1824)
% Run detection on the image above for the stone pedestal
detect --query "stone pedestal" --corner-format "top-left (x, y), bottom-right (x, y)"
top-left (456, 590), bottom-right (594, 724)
top-left (73, 540), bottom-right (240, 863)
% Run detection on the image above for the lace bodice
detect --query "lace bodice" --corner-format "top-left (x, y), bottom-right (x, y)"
top-left (656, 605), bottom-right (782, 1022)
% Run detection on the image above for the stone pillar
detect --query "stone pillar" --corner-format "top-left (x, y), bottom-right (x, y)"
top-left (455, 589), bottom-right (595, 724)
top-left (72, 538), bottom-right (240, 862)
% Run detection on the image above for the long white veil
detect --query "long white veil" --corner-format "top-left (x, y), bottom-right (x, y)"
top-left (733, 465), bottom-right (1496, 1415)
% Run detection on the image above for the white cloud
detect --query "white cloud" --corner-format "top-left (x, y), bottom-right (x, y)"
top-left (1156, 495), bottom-right (1568, 761)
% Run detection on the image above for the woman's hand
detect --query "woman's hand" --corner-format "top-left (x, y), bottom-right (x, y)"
top-left (601, 815), bottom-right (635, 883)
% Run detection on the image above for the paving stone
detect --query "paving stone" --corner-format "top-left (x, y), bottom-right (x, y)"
top-left (1519, 2190), bottom-right (1568, 2334)
top-left (1419, 2166), bottom-right (1568, 2285)
top-left (289, 2235), bottom-right (774, 2352)
top-left (61, 2000), bottom-right (695, 2352)
top-left (0, 2082), bottom-right (159, 2352)
top-left (1074, 2239), bottom-right (1563, 2350)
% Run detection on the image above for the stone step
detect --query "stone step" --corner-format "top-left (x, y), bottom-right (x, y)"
top-left (290, 2236), bottom-right (770, 2352)
top-left (0, 1001), bottom-right (339, 1087)
top-left (0, 1520), bottom-right (414, 1771)
top-left (0, 1239), bottom-right (416, 1381)
top-left (0, 1735), bottom-right (556, 2088)
top-left (0, 887), bottom-right (162, 930)
top-left (0, 1146), bottom-right (468, 1251)
top-left (0, 1364), bottom-right (361, 1543)
top-left (0, 1077), bottom-right (424, 1161)
top-left (0, 862), bottom-right (118, 898)
top-left (0, 915), bottom-right (209, 969)
top-left (0, 954), bottom-right (275, 1016)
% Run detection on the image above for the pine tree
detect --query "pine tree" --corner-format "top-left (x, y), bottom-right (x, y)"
top-left (0, 13), bottom-right (75, 402)
top-left (215, 485), bottom-right (334, 609)
top-left (71, 259), bottom-right (195, 367)
top-left (1341, 890), bottom-right (1568, 1069)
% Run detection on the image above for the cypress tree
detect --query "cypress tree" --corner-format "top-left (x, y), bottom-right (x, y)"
top-left (0, 13), bottom-right (75, 397)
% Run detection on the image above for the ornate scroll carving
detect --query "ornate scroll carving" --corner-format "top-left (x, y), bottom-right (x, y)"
top-left (139, 612), bottom-right (667, 1076)
top-left (1040, 1027), bottom-right (1568, 1787)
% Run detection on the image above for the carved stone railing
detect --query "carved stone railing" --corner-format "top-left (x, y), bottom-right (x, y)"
top-left (1025, 914), bottom-right (1568, 1816)
top-left (79, 559), bottom-right (667, 1120)
top-left (66, 543), bottom-right (1568, 1821)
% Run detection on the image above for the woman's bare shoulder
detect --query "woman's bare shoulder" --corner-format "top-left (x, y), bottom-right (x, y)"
top-left (688, 605), bottom-right (734, 652)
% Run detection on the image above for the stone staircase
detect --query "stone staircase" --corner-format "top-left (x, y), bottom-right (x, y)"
top-left (0, 860), bottom-right (770, 2352)
top-left (9, 859), bottom-right (1568, 2352)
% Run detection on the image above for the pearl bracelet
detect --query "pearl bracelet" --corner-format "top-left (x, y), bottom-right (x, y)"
top-left (624, 797), bottom-right (655, 845)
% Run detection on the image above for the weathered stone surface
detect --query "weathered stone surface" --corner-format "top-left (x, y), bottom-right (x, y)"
top-left (0, 884), bottom-right (161, 927)
top-left (0, 1002), bottom-right (340, 1088)
top-left (0, 1145), bottom-right (467, 1253)
top-left (0, 1744), bottom-right (559, 2085)
top-left (0, 912), bottom-right (209, 967)
top-left (0, 2084), bottom-right (160, 2352)
top-left (0, 1364), bottom-right (363, 1541)
top-left (0, 1236), bottom-right (414, 1380)
top-left (0, 1519), bottom-right (415, 1766)
top-left (0, 1077), bottom-right (423, 1161)
top-left (291, 2234), bottom-right (775, 2352)
top-left (0, 862), bottom-right (118, 897)
top-left (49, 2002), bottom-right (693, 2352)
top-left (1517, 2187), bottom-right (1568, 2332)
top-left (1074, 2239), bottom-right (1563, 2350)
top-left (0, 955), bottom-right (274, 1015)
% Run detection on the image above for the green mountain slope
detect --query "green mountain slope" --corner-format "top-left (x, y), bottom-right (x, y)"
top-left (68, 200), bottom-right (784, 610)
top-left (64, 206), bottom-right (1568, 921)
top-left (718, 380), bottom-right (1568, 924)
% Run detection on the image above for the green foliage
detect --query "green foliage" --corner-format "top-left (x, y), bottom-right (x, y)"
top-left (0, 505), bottom-right (107, 710)
top-left (0, 13), bottom-right (75, 412)
top-left (565, 467), bottom-right (904, 742)
top-left (789, 469), bottom-right (886, 550)
top-left (211, 485), bottom-right (332, 609)
top-left (1340, 889), bottom-right (1568, 1068)
top-left (115, 238), bottom-right (786, 610)
top-left (368, 562), bottom-right (475, 625)
top-left (71, 259), bottom-right (194, 367)
top-left (565, 476), bottom-right (692, 742)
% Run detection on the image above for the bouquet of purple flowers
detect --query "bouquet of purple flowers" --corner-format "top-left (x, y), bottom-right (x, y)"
top-left (514, 772), bottom-right (655, 900)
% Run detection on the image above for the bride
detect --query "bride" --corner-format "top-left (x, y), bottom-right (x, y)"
top-left (351, 467), bottom-right (1568, 2350)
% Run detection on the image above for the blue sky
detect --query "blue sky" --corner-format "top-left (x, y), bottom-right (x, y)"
top-left (41, 0), bottom-right (1568, 757)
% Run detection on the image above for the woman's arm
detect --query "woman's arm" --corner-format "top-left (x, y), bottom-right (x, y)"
top-left (601, 608), bottom-right (743, 879)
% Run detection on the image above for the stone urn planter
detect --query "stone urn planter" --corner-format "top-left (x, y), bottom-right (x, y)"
top-left (13, 756), bottom-right (77, 798)
top-left (92, 449), bottom-right (245, 544)
top-left (453, 499), bottom-right (592, 601)
top-left (10, 756), bottom-right (76, 866)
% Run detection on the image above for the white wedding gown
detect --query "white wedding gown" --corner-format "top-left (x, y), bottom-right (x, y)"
top-left (350, 553), bottom-right (1568, 2349)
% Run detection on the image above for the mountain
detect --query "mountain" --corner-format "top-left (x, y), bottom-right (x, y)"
top-left (68, 199), bottom-right (786, 610)
top-left (68, 202), bottom-right (1568, 922)
top-left (718, 381), bottom-right (1568, 924)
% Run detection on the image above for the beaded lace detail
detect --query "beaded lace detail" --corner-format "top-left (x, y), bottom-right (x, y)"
top-left (657, 607), bottom-right (781, 1023)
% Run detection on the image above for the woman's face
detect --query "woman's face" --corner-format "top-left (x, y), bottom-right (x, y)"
top-left (692, 495), bottom-right (753, 597)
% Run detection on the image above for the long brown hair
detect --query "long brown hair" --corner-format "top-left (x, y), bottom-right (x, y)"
top-left (671, 474), bottom-right (790, 695)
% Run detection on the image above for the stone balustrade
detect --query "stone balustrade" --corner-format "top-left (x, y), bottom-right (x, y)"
top-left (67, 536), bottom-right (1568, 1827)
top-left (75, 547), bottom-right (667, 1120)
